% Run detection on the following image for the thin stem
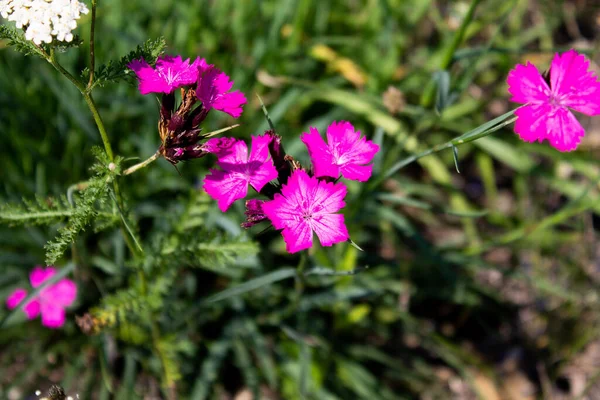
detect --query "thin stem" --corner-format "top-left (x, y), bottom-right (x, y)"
top-left (369, 114), bottom-right (517, 190)
top-left (124, 151), bottom-right (161, 175)
top-left (46, 45), bottom-right (171, 393)
top-left (420, 0), bottom-right (482, 107)
top-left (292, 252), bottom-right (308, 312)
top-left (87, 0), bottom-right (97, 89)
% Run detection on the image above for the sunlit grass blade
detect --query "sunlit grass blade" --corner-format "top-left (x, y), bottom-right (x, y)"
top-left (202, 268), bottom-right (297, 304)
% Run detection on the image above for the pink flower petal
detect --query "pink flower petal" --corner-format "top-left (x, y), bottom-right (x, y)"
top-left (197, 66), bottom-right (247, 118)
top-left (203, 168), bottom-right (250, 212)
top-left (302, 121), bottom-right (379, 182)
top-left (339, 163), bottom-right (373, 181)
top-left (550, 49), bottom-right (600, 116)
top-left (247, 135), bottom-right (278, 191)
top-left (29, 266), bottom-right (56, 288)
top-left (43, 279), bottom-right (77, 307)
top-left (311, 213), bottom-right (349, 247)
top-left (281, 221), bottom-right (313, 253)
top-left (202, 137), bottom-right (239, 158)
top-left (40, 302), bottom-right (66, 328)
top-left (514, 104), bottom-right (584, 151)
top-left (23, 299), bottom-right (41, 319)
top-left (129, 55), bottom-right (206, 95)
top-left (506, 62), bottom-right (551, 104)
top-left (6, 288), bottom-right (27, 309)
top-left (545, 108), bottom-right (585, 152)
top-left (204, 135), bottom-right (277, 211)
top-left (301, 127), bottom-right (338, 178)
top-left (262, 170), bottom-right (349, 253)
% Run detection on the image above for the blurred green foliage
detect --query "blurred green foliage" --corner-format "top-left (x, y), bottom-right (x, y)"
top-left (1, 0), bottom-right (600, 398)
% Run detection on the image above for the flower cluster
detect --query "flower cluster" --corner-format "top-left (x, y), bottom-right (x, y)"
top-left (203, 121), bottom-right (380, 254)
top-left (0, 0), bottom-right (89, 44)
top-left (6, 266), bottom-right (77, 328)
top-left (507, 49), bottom-right (600, 152)
top-left (128, 55), bottom-right (247, 164)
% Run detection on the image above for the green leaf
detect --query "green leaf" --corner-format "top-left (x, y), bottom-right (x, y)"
top-left (202, 268), bottom-right (297, 304)
top-left (191, 337), bottom-right (232, 400)
top-left (86, 37), bottom-right (166, 88)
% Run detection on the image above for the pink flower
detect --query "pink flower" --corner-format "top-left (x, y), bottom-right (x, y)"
top-left (507, 49), bottom-right (600, 151)
top-left (129, 55), bottom-right (207, 95)
top-left (6, 266), bottom-right (77, 329)
top-left (262, 170), bottom-right (349, 254)
top-left (197, 66), bottom-right (247, 118)
top-left (204, 135), bottom-right (278, 212)
top-left (301, 121), bottom-right (380, 181)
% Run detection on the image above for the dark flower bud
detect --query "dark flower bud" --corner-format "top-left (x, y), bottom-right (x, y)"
top-left (241, 199), bottom-right (268, 228)
top-left (265, 130), bottom-right (292, 185)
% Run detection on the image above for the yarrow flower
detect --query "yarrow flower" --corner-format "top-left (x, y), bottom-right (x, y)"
top-left (507, 49), bottom-right (600, 151)
top-left (201, 121), bottom-right (379, 254)
top-left (301, 121), bottom-right (380, 181)
top-left (6, 266), bottom-right (77, 328)
top-left (263, 170), bottom-right (349, 253)
top-left (128, 55), bottom-right (207, 95)
top-left (0, 0), bottom-right (89, 44)
top-left (127, 54), bottom-right (247, 165)
top-left (204, 134), bottom-right (278, 212)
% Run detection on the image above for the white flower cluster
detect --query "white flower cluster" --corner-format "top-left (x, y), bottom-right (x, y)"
top-left (0, 0), bottom-right (89, 45)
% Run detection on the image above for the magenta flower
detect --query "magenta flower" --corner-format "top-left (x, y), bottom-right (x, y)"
top-left (507, 49), bottom-right (600, 151)
top-left (301, 121), bottom-right (380, 181)
top-left (129, 55), bottom-right (207, 95)
top-left (204, 135), bottom-right (278, 212)
top-left (6, 266), bottom-right (77, 329)
top-left (262, 170), bottom-right (349, 254)
top-left (197, 66), bottom-right (247, 118)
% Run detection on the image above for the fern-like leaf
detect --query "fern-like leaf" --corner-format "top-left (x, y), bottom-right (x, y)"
top-left (88, 268), bottom-right (177, 333)
top-left (0, 196), bottom-right (73, 226)
top-left (162, 230), bottom-right (259, 272)
top-left (44, 179), bottom-right (109, 265)
top-left (84, 37), bottom-right (166, 88)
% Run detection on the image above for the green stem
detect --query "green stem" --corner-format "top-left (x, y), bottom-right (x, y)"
top-left (88, 0), bottom-right (97, 89)
top-left (420, 0), bottom-right (482, 107)
top-left (124, 151), bottom-right (161, 175)
top-left (369, 110), bottom-right (517, 190)
top-left (45, 46), bottom-right (172, 393)
top-left (292, 252), bottom-right (308, 312)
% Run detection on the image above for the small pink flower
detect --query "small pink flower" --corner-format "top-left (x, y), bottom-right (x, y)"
top-left (262, 170), bottom-right (349, 254)
top-left (129, 55), bottom-right (207, 95)
top-left (197, 66), bottom-right (247, 118)
top-left (507, 49), bottom-right (600, 151)
top-left (204, 135), bottom-right (278, 212)
top-left (301, 121), bottom-right (380, 181)
top-left (6, 266), bottom-right (77, 329)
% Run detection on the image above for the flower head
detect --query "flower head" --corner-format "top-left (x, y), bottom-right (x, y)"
top-left (204, 134), bottom-right (278, 211)
top-left (197, 65), bottom-right (247, 118)
top-left (301, 121), bottom-right (380, 181)
top-left (507, 49), bottom-right (600, 151)
top-left (129, 55), bottom-right (207, 95)
top-left (1, 0), bottom-right (89, 44)
top-left (262, 170), bottom-right (349, 254)
top-left (6, 266), bottom-right (77, 328)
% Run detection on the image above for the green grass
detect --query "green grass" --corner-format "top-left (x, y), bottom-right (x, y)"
top-left (1, 0), bottom-right (600, 398)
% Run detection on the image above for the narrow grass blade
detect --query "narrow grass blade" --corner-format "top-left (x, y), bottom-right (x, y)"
top-left (202, 268), bottom-right (297, 304)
